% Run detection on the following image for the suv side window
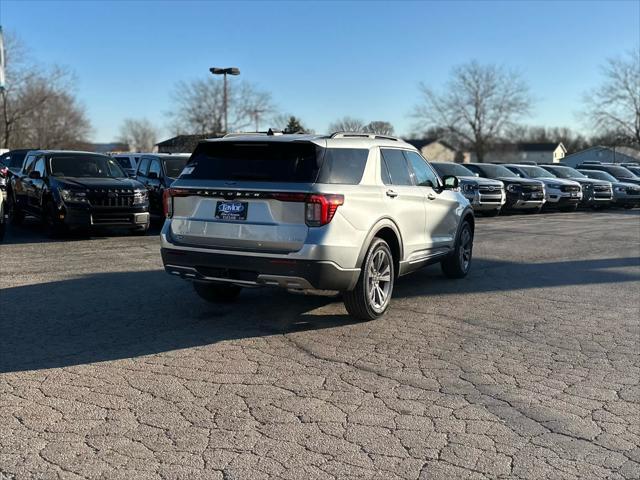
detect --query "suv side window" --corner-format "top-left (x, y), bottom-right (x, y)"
top-left (465, 164), bottom-right (483, 177)
top-left (137, 157), bottom-right (151, 176)
top-left (404, 151), bottom-right (440, 188)
top-left (380, 149), bottom-right (413, 186)
top-left (34, 157), bottom-right (46, 177)
top-left (148, 158), bottom-right (162, 177)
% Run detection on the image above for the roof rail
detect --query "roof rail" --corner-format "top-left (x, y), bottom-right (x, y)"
top-left (330, 131), bottom-right (402, 142)
top-left (223, 128), bottom-right (287, 138)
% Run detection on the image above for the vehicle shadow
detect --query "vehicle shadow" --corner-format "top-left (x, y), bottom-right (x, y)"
top-left (1, 255), bottom-right (638, 373)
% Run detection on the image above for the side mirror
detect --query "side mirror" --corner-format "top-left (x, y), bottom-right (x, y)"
top-left (442, 175), bottom-right (459, 190)
top-left (147, 171), bottom-right (159, 180)
top-left (28, 170), bottom-right (41, 179)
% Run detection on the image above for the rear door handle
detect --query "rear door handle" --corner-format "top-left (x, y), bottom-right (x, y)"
top-left (427, 193), bottom-right (436, 200)
top-left (386, 189), bottom-right (398, 198)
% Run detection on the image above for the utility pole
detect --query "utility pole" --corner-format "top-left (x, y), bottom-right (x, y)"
top-left (209, 67), bottom-right (240, 133)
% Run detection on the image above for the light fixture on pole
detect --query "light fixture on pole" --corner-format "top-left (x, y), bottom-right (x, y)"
top-left (209, 67), bottom-right (240, 134)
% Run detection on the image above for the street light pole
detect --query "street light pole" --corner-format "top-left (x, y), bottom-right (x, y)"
top-left (209, 67), bottom-right (240, 134)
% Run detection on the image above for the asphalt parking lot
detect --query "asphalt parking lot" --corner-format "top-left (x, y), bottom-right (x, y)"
top-left (1, 211), bottom-right (639, 480)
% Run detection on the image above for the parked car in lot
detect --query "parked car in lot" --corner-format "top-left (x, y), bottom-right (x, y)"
top-left (111, 153), bottom-right (142, 177)
top-left (431, 162), bottom-right (505, 216)
top-left (135, 153), bottom-right (190, 218)
top-left (503, 164), bottom-right (582, 212)
top-left (539, 165), bottom-right (613, 208)
top-left (464, 163), bottom-right (545, 213)
top-left (578, 169), bottom-right (640, 209)
top-left (575, 163), bottom-right (640, 186)
top-left (161, 132), bottom-right (475, 321)
top-left (7, 150), bottom-right (150, 236)
top-left (0, 149), bottom-right (35, 175)
top-left (623, 165), bottom-right (640, 177)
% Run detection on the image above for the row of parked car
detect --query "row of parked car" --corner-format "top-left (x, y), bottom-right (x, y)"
top-left (1, 146), bottom-right (639, 242)
top-left (0, 149), bottom-right (190, 239)
top-left (431, 161), bottom-right (640, 216)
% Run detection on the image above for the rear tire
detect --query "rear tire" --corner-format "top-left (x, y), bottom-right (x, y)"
top-left (441, 221), bottom-right (473, 279)
top-left (343, 238), bottom-right (394, 321)
top-left (7, 195), bottom-right (24, 226)
top-left (193, 282), bottom-right (242, 303)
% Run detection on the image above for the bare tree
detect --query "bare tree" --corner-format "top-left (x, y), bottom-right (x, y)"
top-left (0, 32), bottom-right (91, 149)
top-left (508, 125), bottom-right (589, 154)
top-left (584, 48), bottom-right (640, 145)
top-left (363, 121), bottom-right (395, 135)
top-left (328, 116), bottom-right (365, 133)
top-left (118, 118), bottom-right (158, 151)
top-left (413, 60), bottom-right (532, 162)
top-left (168, 78), bottom-right (275, 135)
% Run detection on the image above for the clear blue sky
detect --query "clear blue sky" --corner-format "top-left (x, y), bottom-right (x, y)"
top-left (1, 0), bottom-right (638, 142)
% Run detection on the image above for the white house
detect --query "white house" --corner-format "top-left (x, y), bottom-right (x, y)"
top-left (560, 146), bottom-right (640, 168)
top-left (470, 143), bottom-right (567, 164)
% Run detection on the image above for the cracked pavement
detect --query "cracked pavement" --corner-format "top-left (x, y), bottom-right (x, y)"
top-left (1, 210), bottom-right (639, 479)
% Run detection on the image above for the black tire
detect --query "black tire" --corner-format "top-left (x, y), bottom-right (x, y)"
top-left (131, 224), bottom-right (150, 236)
top-left (193, 282), bottom-right (242, 303)
top-left (0, 201), bottom-right (5, 241)
top-left (482, 209), bottom-right (500, 217)
top-left (441, 221), bottom-right (473, 279)
top-left (526, 207), bottom-right (543, 214)
top-left (559, 205), bottom-right (578, 212)
top-left (343, 238), bottom-right (394, 321)
top-left (7, 194), bottom-right (24, 226)
top-left (42, 201), bottom-right (65, 238)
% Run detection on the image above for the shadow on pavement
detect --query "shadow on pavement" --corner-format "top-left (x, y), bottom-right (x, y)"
top-left (1, 256), bottom-right (638, 373)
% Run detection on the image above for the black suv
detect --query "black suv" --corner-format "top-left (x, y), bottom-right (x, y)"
top-left (134, 153), bottom-right (190, 217)
top-left (8, 150), bottom-right (150, 236)
top-left (575, 163), bottom-right (640, 186)
top-left (465, 163), bottom-right (546, 212)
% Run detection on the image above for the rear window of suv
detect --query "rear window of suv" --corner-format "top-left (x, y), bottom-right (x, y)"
top-left (182, 141), bottom-right (368, 184)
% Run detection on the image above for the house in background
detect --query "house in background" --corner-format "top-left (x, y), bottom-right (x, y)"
top-left (156, 133), bottom-right (223, 154)
top-left (560, 145), bottom-right (640, 167)
top-left (470, 142), bottom-right (567, 164)
top-left (406, 139), bottom-right (461, 162)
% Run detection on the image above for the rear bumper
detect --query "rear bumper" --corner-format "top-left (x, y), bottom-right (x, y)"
top-left (161, 247), bottom-right (359, 291)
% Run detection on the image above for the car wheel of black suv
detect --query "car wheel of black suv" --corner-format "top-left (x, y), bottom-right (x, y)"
top-left (344, 237), bottom-right (394, 321)
top-left (7, 195), bottom-right (24, 226)
top-left (0, 203), bottom-right (5, 241)
top-left (441, 221), bottom-right (473, 279)
top-left (42, 201), bottom-right (65, 238)
top-left (482, 209), bottom-right (500, 217)
top-left (193, 282), bottom-right (242, 303)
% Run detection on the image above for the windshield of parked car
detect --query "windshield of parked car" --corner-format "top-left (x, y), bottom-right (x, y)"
top-left (3, 151), bottom-right (27, 169)
top-left (625, 166), bottom-right (640, 175)
top-left (600, 165), bottom-right (637, 179)
top-left (475, 164), bottom-right (518, 178)
top-left (163, 156), bottom-right (190, 178)
top-left (432, 163), bottom-right (475, 177)
top-left (578, 170), bottom-right (617, 182)
top-left (49, 154), bottom-right (127, 178)
top-left (113, 156), bottom-right (132, 170)
top-left (519, 166), bottom-right (557, 178)
top-left (555, 167), bottom-right (587, 178)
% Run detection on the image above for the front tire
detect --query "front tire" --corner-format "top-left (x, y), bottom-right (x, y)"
top-left (343, 238), bottom-right (394, 321)
top-left (193, 282), bottom-right (242, 303)
top-left (441, 221), bottom-right (473, 279)
top-left (482, 209), bottom-right (500, 217)
top-left (42, 201), bottom-right (65, 238)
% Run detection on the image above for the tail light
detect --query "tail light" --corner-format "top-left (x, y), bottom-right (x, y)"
top-left (304, 194), bottom-right (344, 226)
top-left (272, 192), bottom-right (344, 226)
top-left (163, 188), bottom-right (191, 218)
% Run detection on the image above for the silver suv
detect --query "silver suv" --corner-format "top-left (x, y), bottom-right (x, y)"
top-left (161, 132), bottom-right (474, 320)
